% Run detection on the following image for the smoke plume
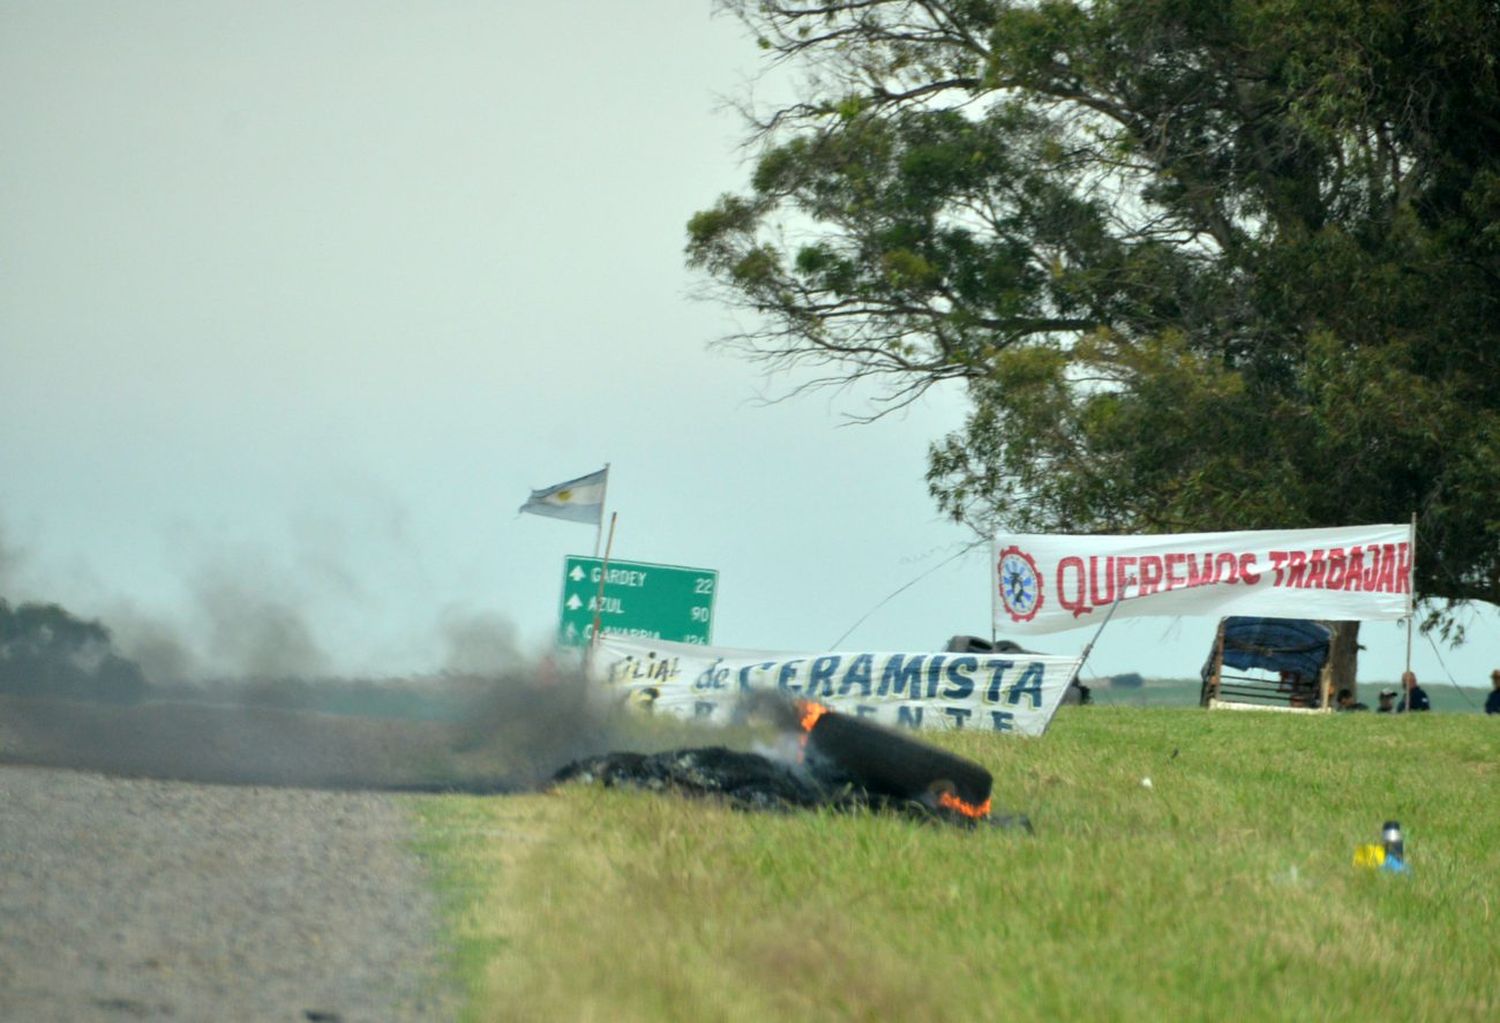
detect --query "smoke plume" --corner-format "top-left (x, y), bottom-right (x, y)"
top-left (191, 571), bottom-right (329, 679)
top-left (0, 522), bottom-right (19, 592)
top-left (0, 593), bottom-right (651, 793)
top-left (439, 608), bottom-right (519, 676)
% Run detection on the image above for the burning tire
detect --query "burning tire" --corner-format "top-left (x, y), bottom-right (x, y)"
top-left (798, 701), bottom-right (993, 819)
top-left (551, 697), bottom-right (1024, 830)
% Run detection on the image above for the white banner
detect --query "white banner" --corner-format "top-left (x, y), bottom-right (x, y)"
top-left (993, 523), bottom-right (1414, 634)
top-left (591, 636), bottom-right (1081, 736)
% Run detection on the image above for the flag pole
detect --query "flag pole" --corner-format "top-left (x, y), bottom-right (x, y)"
top-left (590, 511), bottom-right (618, 656)
top-left (989, 536), bottom-right (998, 647)
top-left (1404, 511), bottom-right (1417, 675)
top-left (594, 463), bottom-right (611, 558)
top-left (1070, 575), bottom-right (1134, 689)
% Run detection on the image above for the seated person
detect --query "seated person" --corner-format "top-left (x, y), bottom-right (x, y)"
top-left (1377, 689), bottom-right (1397, 713)
top-left (1486, 670), bottom-right (1500, 715)
top-left (1335, 688), bottom-right (1368, 712)
top-left (1280, 670), bottom-right (1320, 708)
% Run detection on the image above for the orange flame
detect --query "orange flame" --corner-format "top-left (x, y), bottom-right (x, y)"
top-left (793, 699), bottom-right (830, 761)
top-left (797, 699), bottom-right (831, 732)
top-left (938, 791), bottom-right (992, 819)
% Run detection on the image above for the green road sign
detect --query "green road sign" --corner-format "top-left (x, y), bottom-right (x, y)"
top-left (557, 556), bottom-right (718, 647)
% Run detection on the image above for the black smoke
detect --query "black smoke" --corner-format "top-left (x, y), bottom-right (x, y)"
top-left (0, 595), bottom-right (640, 793)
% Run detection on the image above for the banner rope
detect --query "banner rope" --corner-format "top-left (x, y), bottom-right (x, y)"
top-left (1422, 630), bottom-right (1480, 710)
top-left (827, 539), bottom-right (986, 650)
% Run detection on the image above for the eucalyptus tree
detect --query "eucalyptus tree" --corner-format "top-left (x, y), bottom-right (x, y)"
top-left (689, 0), bottom-right (1500, 642)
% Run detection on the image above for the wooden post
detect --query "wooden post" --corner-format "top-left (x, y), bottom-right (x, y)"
top-left (589, 512), bottom-right (618, 657)
top-left (1202, 618), bottom-right (1227, 708)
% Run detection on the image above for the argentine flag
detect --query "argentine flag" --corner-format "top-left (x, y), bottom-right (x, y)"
top-left (518, 467), bottom-right (607, 524)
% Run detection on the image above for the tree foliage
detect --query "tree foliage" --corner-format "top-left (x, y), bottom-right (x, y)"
top-left (688, 0), bottom-right (1500, 620)
top-left (0, 599), bottom-right (148, 703)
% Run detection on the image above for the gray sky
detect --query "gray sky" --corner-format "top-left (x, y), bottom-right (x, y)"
top-left (3, 2), bottom-right (1494, 690)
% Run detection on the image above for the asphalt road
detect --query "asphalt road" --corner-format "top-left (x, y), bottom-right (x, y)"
top-left (0, 766), bottom-right (458, 1022)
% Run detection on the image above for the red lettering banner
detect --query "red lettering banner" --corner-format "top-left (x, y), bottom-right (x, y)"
top-left (993, 524), bottom-right (1414, 633)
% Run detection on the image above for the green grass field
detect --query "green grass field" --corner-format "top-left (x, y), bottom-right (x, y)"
top-left (414, 707), bottom-right (1498, 1022)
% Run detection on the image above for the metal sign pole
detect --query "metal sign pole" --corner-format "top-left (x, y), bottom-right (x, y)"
top-left (1404, 511), bottom-right (1417, 675)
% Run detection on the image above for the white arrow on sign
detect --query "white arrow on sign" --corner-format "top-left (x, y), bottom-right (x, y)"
top-left (569, 566), bottom-right (585, 581)
top-left (566, 594), bottom-right (583, 610)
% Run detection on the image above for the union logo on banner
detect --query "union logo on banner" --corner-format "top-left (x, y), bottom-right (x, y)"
top-left (997, 545), bottom-right (1043, 622)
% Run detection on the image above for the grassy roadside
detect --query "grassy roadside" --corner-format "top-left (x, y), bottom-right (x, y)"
top-left (1087, 678), bottom-right (1494, 711)
top-left (413, 708), bottom-right (1498, 1021)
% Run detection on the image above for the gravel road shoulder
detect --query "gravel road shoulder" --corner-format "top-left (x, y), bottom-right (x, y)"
top-left (0, 766), bottom-right (459, 1023)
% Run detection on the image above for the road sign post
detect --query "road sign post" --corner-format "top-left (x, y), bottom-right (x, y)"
top-left (556, 556), bottom-right (717, 647)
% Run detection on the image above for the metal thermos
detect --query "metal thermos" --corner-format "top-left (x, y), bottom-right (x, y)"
top-left (1382, 820), bottom-right (1404, 862)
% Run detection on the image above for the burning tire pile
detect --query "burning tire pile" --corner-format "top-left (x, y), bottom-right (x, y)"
top-left (553, 699), bottom-right (1030, 830)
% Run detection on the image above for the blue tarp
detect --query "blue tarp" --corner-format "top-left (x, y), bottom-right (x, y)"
top-left (1216, 617), bottom-right (1332, 678)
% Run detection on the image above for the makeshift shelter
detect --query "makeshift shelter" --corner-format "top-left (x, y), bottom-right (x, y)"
top-left (1199, 617), bottom-right (1337, 712)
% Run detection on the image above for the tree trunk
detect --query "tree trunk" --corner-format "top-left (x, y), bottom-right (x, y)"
top-left (1325, 620), bottom-right (1361, 704)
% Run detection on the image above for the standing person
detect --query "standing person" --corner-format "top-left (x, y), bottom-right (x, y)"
top-left (1397, 670), bottom-right (1432, 713)
top-left (1486, 670), bottom-right (1500, 715)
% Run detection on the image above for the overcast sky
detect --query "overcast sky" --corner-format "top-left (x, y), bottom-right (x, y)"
top-left (2, 2), bottom-right (1493, 691)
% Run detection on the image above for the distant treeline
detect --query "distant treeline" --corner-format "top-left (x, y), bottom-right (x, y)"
top-left (0, 599), bottom-right (147, 703)
top-left (0, 596), bottom-right (503, 720)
